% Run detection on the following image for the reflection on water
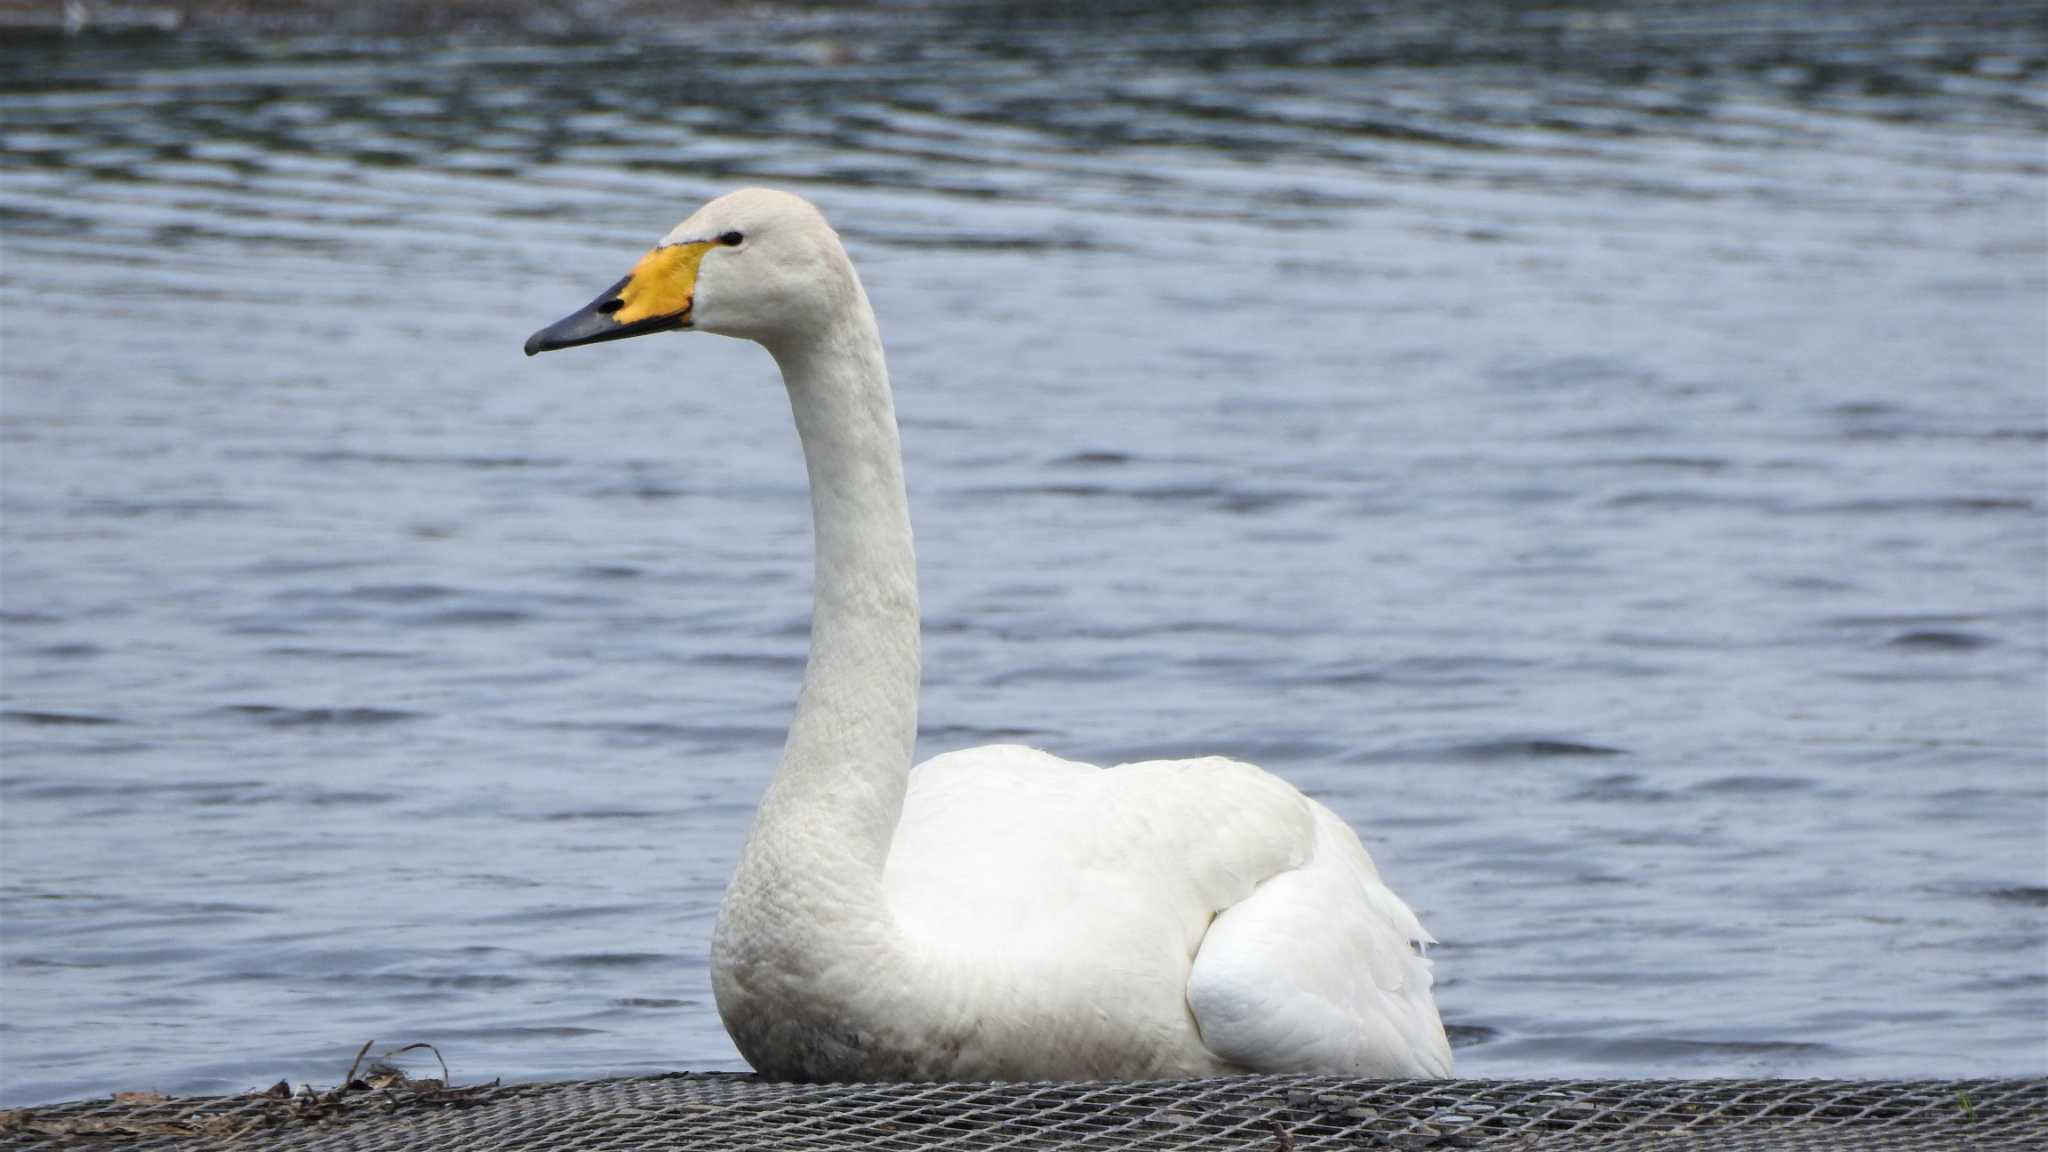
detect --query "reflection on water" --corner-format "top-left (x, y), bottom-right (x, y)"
top-left (2, 0), bottom-right (2045, 1104)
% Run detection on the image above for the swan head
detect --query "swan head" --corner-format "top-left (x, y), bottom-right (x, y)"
top-left (524, 188), bottom-right (853, 356)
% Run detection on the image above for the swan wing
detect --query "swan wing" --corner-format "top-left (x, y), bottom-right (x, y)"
top-left (1187, 798), bottom-right (1451, 1076)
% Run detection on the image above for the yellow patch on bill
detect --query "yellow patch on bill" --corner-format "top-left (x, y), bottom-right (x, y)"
top-left (614, 241), bottom-right (713, 325)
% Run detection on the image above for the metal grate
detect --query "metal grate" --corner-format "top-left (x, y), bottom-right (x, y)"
top-left (4, 1075), bottom-right (2043, 1151)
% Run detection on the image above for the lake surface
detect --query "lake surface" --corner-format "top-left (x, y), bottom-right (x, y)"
top-left (2, 0), bottom-right (2044, 1104)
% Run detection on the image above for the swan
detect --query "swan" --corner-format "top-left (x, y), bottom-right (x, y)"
top-left (523, 188), bottom-right (1452, 1082)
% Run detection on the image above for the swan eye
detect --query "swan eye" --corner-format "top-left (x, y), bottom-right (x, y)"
top-left (719, 231), bottom-right (744, 247)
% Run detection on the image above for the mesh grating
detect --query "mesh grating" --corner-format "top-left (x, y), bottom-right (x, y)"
top-left (3, 1075), bottom-right (2043, 1151)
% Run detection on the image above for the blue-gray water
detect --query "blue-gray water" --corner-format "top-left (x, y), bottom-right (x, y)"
top-left (2, 0), bottom-right (2045, 1105)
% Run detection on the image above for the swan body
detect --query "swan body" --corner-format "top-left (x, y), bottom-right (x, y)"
top-left (525, 188), bottom-right (1451, 1082)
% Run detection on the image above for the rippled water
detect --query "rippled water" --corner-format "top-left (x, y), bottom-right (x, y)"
top-left (3, 0), bottom-right (2045, 1105)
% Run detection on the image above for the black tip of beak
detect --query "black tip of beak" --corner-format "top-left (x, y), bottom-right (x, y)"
top-left (524, 275), bottom-right (631, 357)
top-left (524, 275), bottom-right (688, 357)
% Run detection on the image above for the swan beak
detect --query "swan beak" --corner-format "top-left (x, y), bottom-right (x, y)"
top-left (524, 241), bottom-right (714, 356)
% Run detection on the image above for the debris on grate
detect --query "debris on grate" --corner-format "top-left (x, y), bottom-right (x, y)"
top-left (0, 1039), bottom-right (497, 1145)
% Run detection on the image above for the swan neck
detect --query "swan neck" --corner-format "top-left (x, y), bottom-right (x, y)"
top-left (753, 295), bottom-right (919, 888)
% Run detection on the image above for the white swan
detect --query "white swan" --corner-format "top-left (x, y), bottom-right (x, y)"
top-left (525, 188), bottom-right (1452, 1082)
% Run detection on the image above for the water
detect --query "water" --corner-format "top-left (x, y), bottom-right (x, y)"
top-left (2, 0), bottom-right (2044, 1105)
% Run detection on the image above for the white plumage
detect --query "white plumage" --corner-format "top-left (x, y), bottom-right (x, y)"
top-left (525, 187), bottom-right (1451, 1083)
top-left (888, 746), bottom-right (1449, 1078)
